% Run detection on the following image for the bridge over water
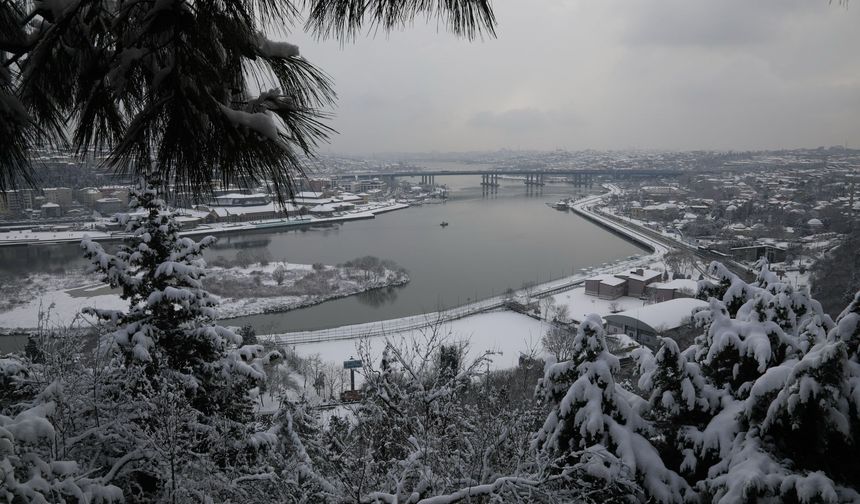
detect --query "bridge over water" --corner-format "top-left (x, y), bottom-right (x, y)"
top-left (332, 169), bottom-right (684, 187)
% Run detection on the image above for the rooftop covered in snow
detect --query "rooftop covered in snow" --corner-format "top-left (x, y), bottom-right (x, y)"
top-left (604, 297), bottom-right (708, 334)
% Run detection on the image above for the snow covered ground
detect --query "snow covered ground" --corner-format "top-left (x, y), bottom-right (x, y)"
top-left (551, 286), bottom-right (648, 323)
top-left (0, 283), bottom-right (128, 330)
top-left (288, 311), bottom-right (550, 372)
top-left (285, 307), bottom-right (643, 385)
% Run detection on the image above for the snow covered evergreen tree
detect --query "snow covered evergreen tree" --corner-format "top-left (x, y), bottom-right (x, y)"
top-left (678, 261), bottom-right (860, 502)
top-left (693, 260), bottom-right (833, 395)
top-left (638, 337), bottom-right (716, 427)
top-left (534, 314), bottom-right (692, 502)
top-left (82, 184), bottom-right (265, 420)
top-left (74, 184), bottom-right (278, 500)
top-left (711, 289), bottom-right (860, 502)
top-left (635, 336), bottom-right (719, 481)
top-left (262, 396), bottom-right (335, 502)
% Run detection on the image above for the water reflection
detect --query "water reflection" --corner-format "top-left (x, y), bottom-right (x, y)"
top-left (3, 171), bottom-right (647, 335)
top-left (356, 285), bottom-right (401, 308)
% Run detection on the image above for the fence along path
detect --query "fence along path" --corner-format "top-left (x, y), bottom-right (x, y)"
top-left (262, 185), bottom-right (667, 345)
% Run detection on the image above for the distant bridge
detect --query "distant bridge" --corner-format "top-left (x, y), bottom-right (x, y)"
top-left (332, 169), bottom-right (684, 187)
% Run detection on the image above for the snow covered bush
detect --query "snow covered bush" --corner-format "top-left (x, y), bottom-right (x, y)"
top-left (6, 235), bottom-right (860, 504)
top-left (0, 336), bottom-right (135, 503)
top-left (0, 398), bottom-right (124, 503)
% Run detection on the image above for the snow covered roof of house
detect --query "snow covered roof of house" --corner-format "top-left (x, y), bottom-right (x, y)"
top-left (642, 203), bottom-right (679, 211)
top-left (179, 208), bottom-right (212, 219)
top-left (620, 269), bottom-right (663, 282)
top-left (309, 204), bottom-right (336, 212)
top-left (337, 193), bottom-right (363, 202)
top-left (217, 192), bottom-right (269, 199)
top-left (296, 191), bottom-right (323, 199)
top-left (587, 274), bottom-right (627, 287)
top-left (40, 202), bottom-right (60, 208)
top-left (207, 203), bottom-right (298, 217)
top-left (651, 279), bottom-right (698, 292)
top-left (605, 298), bottom-right (709, 333)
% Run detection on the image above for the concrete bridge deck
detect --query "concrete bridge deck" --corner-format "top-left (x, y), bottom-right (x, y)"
top-left (334, 169), bottom-right (684, 178)
top-left (334, 168), bottom-right (683, 187)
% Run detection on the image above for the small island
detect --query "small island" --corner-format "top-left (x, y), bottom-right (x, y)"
top-left (0, 255), bottom-right (409, 330)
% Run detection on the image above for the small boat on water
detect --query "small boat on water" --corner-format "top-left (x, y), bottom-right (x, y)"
top-left (551, 198), bottom-right (573, 210)
top-left (440, 221), bottom-right (449, 227)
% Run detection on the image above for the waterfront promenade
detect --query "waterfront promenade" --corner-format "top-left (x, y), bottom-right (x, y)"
top-left (0, 202), bottom-right (410, 248)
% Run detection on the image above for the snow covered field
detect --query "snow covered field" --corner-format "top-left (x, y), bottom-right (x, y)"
top-left (289, 311), bottom-right (550, 371)
top-left (0, 283), bottom-right (128, 330)
top-left (551, 286), bottom-right (648, 322)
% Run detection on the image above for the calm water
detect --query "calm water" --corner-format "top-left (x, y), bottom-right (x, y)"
top-left (222, 176), bottom-right (645, 333)
top-left (0, 172), bottom-right (646, 344)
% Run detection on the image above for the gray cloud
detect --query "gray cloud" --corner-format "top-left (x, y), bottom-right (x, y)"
top-left (469, 108), bottom-right (579, 131)
top-left (289, 0), bottom-right (860, 153)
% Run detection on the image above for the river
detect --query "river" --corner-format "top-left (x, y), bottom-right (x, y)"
top-left (0, 171), bottom-right (647, 351)
top-left (221, 175), bottom-right (646, 333)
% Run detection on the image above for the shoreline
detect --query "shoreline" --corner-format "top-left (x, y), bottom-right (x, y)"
top-left (0, 202), bottom-right (411, 248)
top-left (0, 262), bottom-right (411, 335)
top-left (261, 184), bottom-right (673, 345)
top-left (1, 185), bottom-right (670, 353)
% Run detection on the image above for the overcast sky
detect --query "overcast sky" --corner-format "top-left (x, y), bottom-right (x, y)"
top-left (289, 0), bottom-right (860, 154)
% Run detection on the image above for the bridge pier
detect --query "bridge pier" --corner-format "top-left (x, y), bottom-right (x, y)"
top-left (482, 173), bottom-right (499, 187)
top-left (569, 172), bottom-right (594, 187)
top-left (525, 173), bottom-right (545, 186)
